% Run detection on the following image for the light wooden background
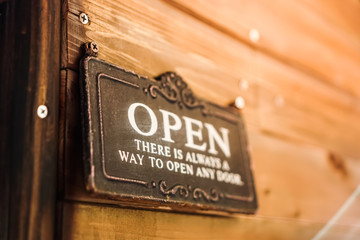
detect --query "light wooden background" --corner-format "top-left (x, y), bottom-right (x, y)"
top-left (59, 0), bottom-right (360, 239)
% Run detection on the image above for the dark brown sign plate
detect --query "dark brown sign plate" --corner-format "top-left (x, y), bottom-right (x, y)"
top-left (80, 56), bottom-right (257, 213)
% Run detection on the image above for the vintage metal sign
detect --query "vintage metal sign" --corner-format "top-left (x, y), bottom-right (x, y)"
top-left (80, 56), bottom-right (257, 213)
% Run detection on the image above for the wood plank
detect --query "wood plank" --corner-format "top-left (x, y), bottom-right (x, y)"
top-left (62, 70), bottom-right (88, 200)
top-left (64, 0), bottom-right (360, 158)
top-left (0, 3), bottom-right (9, 239)
top-left (62, 202), bottom-right (360, 240)
top-left (256, 56), bottom-right (360, 158)
top-left (250, 129), bottom-right (360, 222)
top-left (0, 0), bottom-right (60, 239)
top-left (168, 0), bottom-right (360, 100)
top-left (58, 70), bottom-right (68, 199)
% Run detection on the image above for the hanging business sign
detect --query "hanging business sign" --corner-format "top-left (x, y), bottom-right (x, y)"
top-left (80, 56), bottom-right (257, 213)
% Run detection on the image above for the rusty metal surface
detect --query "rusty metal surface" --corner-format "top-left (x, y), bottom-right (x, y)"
top-left (80, 56), bottom-right (257, 213)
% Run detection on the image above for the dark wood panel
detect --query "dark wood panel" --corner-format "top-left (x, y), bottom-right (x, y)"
top-left (0, 2), bottom-right (9, 239)
top-left (0, 0), bottom-right (60, 239)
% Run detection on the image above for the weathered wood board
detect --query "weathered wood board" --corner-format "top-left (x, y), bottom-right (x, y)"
top-left (63, 0), bottom-right (360, 158)
top-left (169, 0), bottom-right (360, 99)
top-left (59, 0), bottom-right (360, 238)
top-left (0, 0), bottom-right (60, 239)
top-left (62, 202), bottom-right (360, 240)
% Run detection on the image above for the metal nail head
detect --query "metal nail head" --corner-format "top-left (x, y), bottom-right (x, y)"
top-left (79, 13), bottom-right (89, 24)
top-left (239, 79), bottom-right (249, 91)
top-left (84, 41), bottom-right (99, 56)
top-left (249, 29), bottom-right (260, 43)
top-left (234, 96), bottom-right (246, 109)
top-left (274, 95), bottom-right (285, 107)
top-left (90, 42), bottom-right (99, 53)
top-left (37, 105), bottom-right (48, 119)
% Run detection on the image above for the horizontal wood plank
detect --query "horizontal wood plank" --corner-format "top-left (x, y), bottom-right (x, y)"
top-left (251, 129), bottom-right (360, 222)
top-left (169, 0), bottom-right (360, 100)
top-left (64, 0), bottom-right (360, 158)
top-left (62, 202), bottom-right (360, 240)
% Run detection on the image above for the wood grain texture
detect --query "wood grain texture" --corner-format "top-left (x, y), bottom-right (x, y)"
top-left (64, 0), bottom-right (360, 158)
top-left (0, 0), bottom-right (60, 239)
top-left (251, 129), bottom-right (360, 222)
top-left (169, 0), bottom-right (360, 99)
top-left (0, 3), bottom-right (9, 239)
top-left (62, 202), bottom-right (360, 240)
top-left (60, 0), bottom-right (360, 238)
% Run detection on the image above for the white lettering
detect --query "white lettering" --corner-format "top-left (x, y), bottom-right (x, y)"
top-left (173, 148), bottom-right (183, 160)
top-left (134, 139), bottom-right (141, 150)
top-left (222, 160), bottom-right (230, 171)
top-left (118, 150), bottom-right (129, 162)
top-left (119, 150), bottom-right (144, 165)
top-left (216, 170), bottom-right (244, 186)
top-left (204, 123), bottom-right (231, 157)
top-left (196, 167), bottom-right (215, 180)
top-left (185, 152), bottom-right (221, 169)
top-left (136, 154), bottom-right (144, 165)
top-left (129, 154), bottom-right (137, 164)
top-left (182, 116), bottom-right (207, 152)
top-left (149, 156), bottom-right (164, 169)
top-left (128, 103), bottom-right (157, 136)
top-left (166, 160), bottom-right (193, 175)
top-left (160, 109), bottom-right (182, 143)
top-left (129, 103), bottom-right (232, 157)
top-left (134, 139), bottom-right (171, 157)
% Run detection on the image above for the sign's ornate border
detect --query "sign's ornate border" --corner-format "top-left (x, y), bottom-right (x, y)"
top-left (96, 73), bottom-right (254, 203)
top-left (81, 56), bottom-right (257, 213)
top-left (145, 72), bottom-right (207, 112)
top-left (145, 72), bottom-right (239, 124)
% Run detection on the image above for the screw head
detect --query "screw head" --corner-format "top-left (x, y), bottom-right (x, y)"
top-left (274, 95), bottom-right (285, 107)
top-left (79, 13), bottom-right (89, 24)
top-left (234, 96), bottom-right (245, 109)
top-left (37, 105), bottom-right (48, 119)
top-left (84, 42), bottom-right (99, 56)
top-left (90, 42), bottom-right (99, 53)
top-left (249, 29), bottom-right (260, 43)
top-left (239, 79), bottom-right (249, 91)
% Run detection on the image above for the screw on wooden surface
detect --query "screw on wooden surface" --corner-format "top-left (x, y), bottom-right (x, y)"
top-left (37, 105), bottom-right (48, 119)
top-left (239, 79), bottom-right (249, 91)
top-left (249, 29), bottom-right (260, 43)
top-left (79, 13), bottom-right (89, 24)
top-left (90, 42), bottom-right (99, 53)
top-left (234, 96), bottom-right (246, 109)
top-left (84, 42), bottom-right (99, 56)
top-left (274, 95), bottom-right (285, 107)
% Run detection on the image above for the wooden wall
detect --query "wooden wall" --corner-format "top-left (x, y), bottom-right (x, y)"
top-left (60, 0), bottom-right (360, 239)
